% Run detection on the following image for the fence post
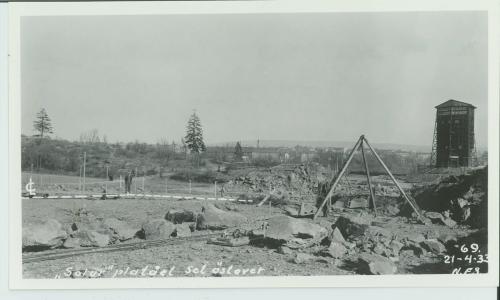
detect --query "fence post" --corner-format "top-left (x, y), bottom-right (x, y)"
top-left (142, 176), bottom-right (145, 194)
top-left (82, 151), bottom-right (86, 194)
top-left (214, 181), bottom-right (217, 200)
top-left (189, 180), bottom-right (192, 194)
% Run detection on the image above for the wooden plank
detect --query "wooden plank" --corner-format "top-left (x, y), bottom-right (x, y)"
top-left (256, 194), bottom-right (271, 207)
top-left (360, 140), bottom-right (377, 215)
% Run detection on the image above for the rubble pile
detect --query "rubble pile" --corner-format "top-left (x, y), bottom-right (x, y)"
top-left (225, 164), bottom-right (328, 203)
top-left (23, 164), bottom-right (487, 276)
top-left (411, 166), bottom-right (487, 229)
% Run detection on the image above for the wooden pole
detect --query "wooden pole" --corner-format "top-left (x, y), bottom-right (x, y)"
top-left (363, 137), bottom-right (422, 219)
top-left (135, 167), bottom-right (138, 194)
top-left (360, 140), bottom-right (377, 215)
top-left (313, 135), bottom-right (364, 220)
top-left (82, 152), bottom-right (86, 194)
top-left (189, 180), bottom-right (192, 194)
top-left (78, 166), bottom-right (81, 191)
top-left (214, 181), bottom-right (217, 200)
top-left (142, 176), bottom-right (145, 194)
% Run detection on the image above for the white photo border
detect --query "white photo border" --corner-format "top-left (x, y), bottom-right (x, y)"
top-left (8, 0), bottom-right (500, 289)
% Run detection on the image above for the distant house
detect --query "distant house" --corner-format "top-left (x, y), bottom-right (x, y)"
top-left (300, 152), bottom-right (316, 163)
top-left (329, 147), bottom-right (347, 153)
top-left (251, 147), bottom-right (291, 163)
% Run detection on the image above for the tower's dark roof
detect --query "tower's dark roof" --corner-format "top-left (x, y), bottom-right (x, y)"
top-left (435, 99), bottom-right (476, 109)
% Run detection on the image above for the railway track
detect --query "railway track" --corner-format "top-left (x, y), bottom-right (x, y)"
top-left (22, 232), bottom-right (224, 264)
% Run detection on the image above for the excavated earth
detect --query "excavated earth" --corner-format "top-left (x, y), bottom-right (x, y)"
top-left (21, 166), bottom-right (488, 279)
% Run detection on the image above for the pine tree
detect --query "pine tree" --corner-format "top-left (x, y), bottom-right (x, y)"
top-left (33, 108), bottom-right (53, 138)
top-left (234, 141), bottom-right (243, 161)
top-left (184, 112), bottom-right (206, 154)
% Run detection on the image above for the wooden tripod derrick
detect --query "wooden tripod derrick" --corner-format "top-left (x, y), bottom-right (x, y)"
top-left (313, 135), bottom-right (423, 221)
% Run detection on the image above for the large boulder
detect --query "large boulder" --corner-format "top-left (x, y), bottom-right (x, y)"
top-left (441, 217), bottom-right (457, 228)
top-left (69, 211), bottom-right (103, 232)
top-left (423, 211), bottom-right (456, 228)
top-left (406, 232), bottom-right (426, 244)
top-left (334, 215), bottom-right (371, 238)
top-left (258, 215), bottom-right (328, 246)
top-left (22, 219), bottom-right (68, 249)
top-left (174, 223), bottom-right (192, 237)
top-left (62, 237), bottom-right (81, 249)
top-left (329, 227), bottom-right (346, 244)
top-left (292, 253), bottom-right (315, 264)
top-left (349, 197), bottom-right (369, 209)
top-left (102, 218), bottom-right (138, 241)
top-left (424, 211), bottom-right (444, 223)
top-left (388, 240), bottom-right (404, 256)
top-left (283, 203), bottom-right (317, 217)
top-left (365, 226), bottom-right (392, 239)
top-left (358, 253), bottom-right (397, 275)
top-left (326, 242), bottom-right (347, 258)
top-left (73, 230), bottom-right (110, 247)
top-left (421, 239), bottom-right (446, 254)
top-left (165, 209), bottom-right (199, 224)
top-left (141, 219), bottom-right (176, 240)
top-left (196, 204), bottom-right (247, 230)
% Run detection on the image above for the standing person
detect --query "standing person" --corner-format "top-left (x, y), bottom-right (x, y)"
top-left (124, 170), bottom-right (135, 194)
top-left (124, 172), bottom-right (130, 194)
top-left (220, 184), bottom-right (226, 198)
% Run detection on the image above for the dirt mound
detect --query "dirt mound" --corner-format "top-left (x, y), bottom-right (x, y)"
top-left (411, 166), bottom-right (487, 228)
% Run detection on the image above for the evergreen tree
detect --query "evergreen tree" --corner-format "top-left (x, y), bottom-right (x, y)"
top-left (234, 141), bottom-right (243, 161)
top-left (33, 108), bottom-right (53, 138)
top-left (184, 111), bottom-right (206, 154)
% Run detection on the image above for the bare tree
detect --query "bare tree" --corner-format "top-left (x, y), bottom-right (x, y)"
top-left (80, 129), bottom-right (101, 144)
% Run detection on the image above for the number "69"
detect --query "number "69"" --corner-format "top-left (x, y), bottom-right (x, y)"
top-left (460, 243), bottom-right (479, 253)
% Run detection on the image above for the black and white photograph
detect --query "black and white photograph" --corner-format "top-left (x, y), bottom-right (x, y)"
top-left (6, 1), bottom-right (499, 289)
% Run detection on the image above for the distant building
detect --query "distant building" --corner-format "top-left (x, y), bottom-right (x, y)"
top-left (251, 148), bottom-right (290, 163)
top-left (431, 99), bottom-right (476, 167)
top-left (300, 152), bottom-right (316, 163)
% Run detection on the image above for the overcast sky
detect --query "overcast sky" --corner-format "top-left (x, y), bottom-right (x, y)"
top-left (21, 12), bottom-right (488, 147)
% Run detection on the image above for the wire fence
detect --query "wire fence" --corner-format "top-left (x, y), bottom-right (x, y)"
top-left (21, 172), bottom-right (255, 199)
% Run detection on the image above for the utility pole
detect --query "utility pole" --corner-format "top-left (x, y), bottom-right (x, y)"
top-left (135, 167), bottom-right (138, 194)
top-left (79, 164), bottom-right (82, 191)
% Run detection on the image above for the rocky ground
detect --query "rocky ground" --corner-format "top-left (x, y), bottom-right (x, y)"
top-left (21, 166), bottom-right (489, 279)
